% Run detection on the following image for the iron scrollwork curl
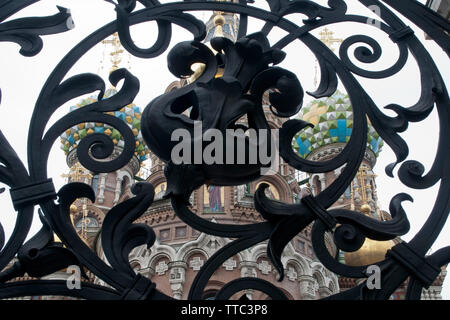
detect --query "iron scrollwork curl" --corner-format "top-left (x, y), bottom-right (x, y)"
top-left (0, 0), bottom-right (448, 301)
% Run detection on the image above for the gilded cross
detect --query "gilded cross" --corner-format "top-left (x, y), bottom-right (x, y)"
top-left (314, 28), bottom-right (344, 85)
top-left (353, 166), bottom-right (377, 214)
top-left (61, 162), bottom-right (93, 240)
top-left (61, 162), bottom-right (93, 183)
top-left (101, 32), bottom-right (124, 73)
top-left (319, 28), bottom-right (343, 52)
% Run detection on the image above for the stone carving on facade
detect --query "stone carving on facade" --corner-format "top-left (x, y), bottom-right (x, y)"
top-left (96, 173), bottom-right (107, 204)
top-left (421, 287), bottom-right (443, 300)
top-left (287, 266), bottom-right (298, 282)
top-left (240, 261), bottom-right (257, 278)
top-left (298, 275), bottom-right (317, 300)
top-left (206, 236), bottom-right (219, 251)
top-left (189, 257), bottom-right (204, 271)
top-left (318, 286), bottom-right (333, 298)
top-left (257, 260), bottom-right (272, 275)
top-left (113, 172), bottom-right (125, 205)
top-left (222, 258), bottom-right (237, 271)
top-left (236, 184), bottom-right (245, 202)
top-left (155, 261), bottom-right (169, 275)
top-left (169, 262), bottom-right (187, 300)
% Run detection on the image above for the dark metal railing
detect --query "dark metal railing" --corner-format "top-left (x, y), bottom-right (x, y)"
top-left (0, 0), bottom-right (448, 300)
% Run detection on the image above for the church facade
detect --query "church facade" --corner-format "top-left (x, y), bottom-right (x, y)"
top-left (10, 4), bottom-right (444, 300)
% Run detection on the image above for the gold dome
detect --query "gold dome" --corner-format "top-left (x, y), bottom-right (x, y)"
top-left (360, 203), bottom-right (371, 214)
top-left (54, 233), bottom-right (62, 243)
top-left (214, 14), bottom-right (225, 27)
top-left (344, 238), bottom-right (395, 266)
top-left (70, 204), bottom-right (78, 214)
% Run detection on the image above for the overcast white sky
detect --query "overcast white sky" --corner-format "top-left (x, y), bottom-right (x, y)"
top-left (0, 0), bottom-right (448, 299)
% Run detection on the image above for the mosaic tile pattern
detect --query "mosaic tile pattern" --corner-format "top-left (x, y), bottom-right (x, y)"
top-left (60, 88), bottom-right (149, 162)
top-left (293, 91), bottom-right (384, 158)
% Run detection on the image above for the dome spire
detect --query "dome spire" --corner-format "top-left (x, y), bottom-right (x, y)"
top-left (102, 32), bottom-right (124, 73)
top-left (99, 32), bottom-right (131, 79)
top-left (61, 161), bottom-right (92, 183)
top-left (352, 165), bottom-right (378, 216)
top-left (204, 1), bottom-right (239, 43)
top-left (60, 36), bottom-right (150, 168)
top-left (319, 27), bottom-right (343, 51)
top-left (314, 27), bottom-right (343, 86)
top-left (294, 90), bottom-right (384, 160)
top-left (187, 2), bottom-right (239, 83)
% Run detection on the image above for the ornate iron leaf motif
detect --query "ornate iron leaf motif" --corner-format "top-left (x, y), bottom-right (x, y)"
top-left (0, 3), bottom-right (73, 57)
top-left (142, 31), bottom-right (303, 187)
top-left (0, 0), bottom-right (448, 300)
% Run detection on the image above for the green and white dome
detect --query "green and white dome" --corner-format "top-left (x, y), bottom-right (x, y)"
top-left (293, 91), bottom-right (384, 158)
top-left (60, 88), bottom-right (150, 162)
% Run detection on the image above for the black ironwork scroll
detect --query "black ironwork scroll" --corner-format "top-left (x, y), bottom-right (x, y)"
top-left (0, 0), bottom-right (448, 300)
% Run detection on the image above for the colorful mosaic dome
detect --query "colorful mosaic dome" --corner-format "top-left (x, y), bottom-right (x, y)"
top-left (293, 91), bottom-right (384, 158)
top-left (60, 88), bottom-right (150, 162)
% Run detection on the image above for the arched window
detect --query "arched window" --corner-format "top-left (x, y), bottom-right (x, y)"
top-left (130, 261), bottom-right (141, 274)
top-left (313, 176), bottom-right (321, 195)
top-left (329, 281), bottom-right (336, 294)
top-left (202, 290), bottom-right (218, 300)
top-left (75, 216), bottom-right (99, 229)
top-left (120, 176), bottom-right (129, 195)
top-left (91, 175), bottom-right (99, 196)
top-left (370, 180), bottom-right (376, 200)
top-left (344, 185), bottom-right (351, 198)
top-left (313, 273), bottom-right (322, 296)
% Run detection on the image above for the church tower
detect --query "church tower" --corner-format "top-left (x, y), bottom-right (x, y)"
top-left (293, 88), bottom-right (446, 299)
top-left (128, 5), bottom-right (340, 300)
top-left (59, 32), bottom-right (150, 245)
top-left (292, 28), bottom-right (446, 299)
top-left (290, 27), bottom-right (400, 294)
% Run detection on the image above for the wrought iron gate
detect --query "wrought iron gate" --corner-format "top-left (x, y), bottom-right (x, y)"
top-left (0, 0), bottom-right (448, 300)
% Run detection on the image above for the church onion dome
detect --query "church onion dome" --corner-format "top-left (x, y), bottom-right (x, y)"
top-left (292, 91), bottom-right (384, 158)
top-left (59, 88), bottom-right (150, 163)
top-left (344, 238), bottom-right (395, 267)
top-left (204, 11), bottom-right (239, 43)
